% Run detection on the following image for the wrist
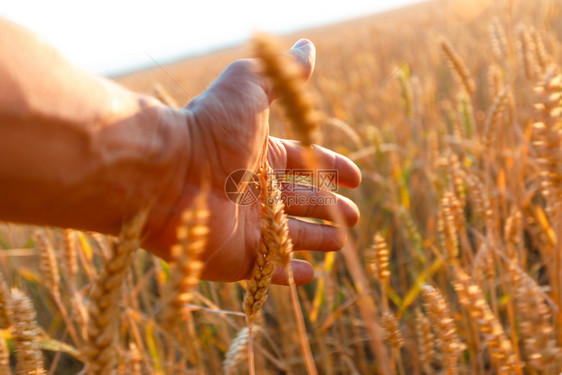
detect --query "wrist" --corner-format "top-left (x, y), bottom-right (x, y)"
top-left (134, 96), bottom-right (192, 244)
top-left (66, 88), bottom-right (190, 240)
top-left (96, 93), bottom-right (191, 234)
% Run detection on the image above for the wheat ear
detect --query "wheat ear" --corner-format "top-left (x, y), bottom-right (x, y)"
top-left (441, 38), bottom-right (475, 95)
top-left (381, 313), bottom-right (404, 350)
top-left (367, 233), bottom-right (405, 374)
top-left (530, 27), bottom-right (550, 73)
top-left (421, 284), bottom-right (464, 375)
top-left (483, 87), bottom-right (510, 152)
top-left (63, 229), bottom-right (79, 283)
top-left (367, 234), bottom-right (391, 286)
top-left (161, 189), bottom-right (209, 329)
top-left (244, 163), bottom-right (317, 374)
top-left (254, 33), bottom-right (320, 147)
top-left (533, 68), bottom-right (562, 217)
top-left (243, 165), bottom-right (289, 375)
top-left (488, 18), bottom-right (509, 61)
top-left (34, 230), bottom-right (60, 300)
top-left (223, 327), bottom-right (250, 375)
top-left (438, 191), bottom-right (460, 261)
top-left (453, 269), bottom-right (517, 374)
top-left (415, 309), bottom-right (435, 372)
top-left (35, 229), bottom-right (80, 345)
top-left (8, 288), bottom-right (45, 375)
top-left (243, 165), bottom-right (291, 324)
top-left (508, 263), bottom-right (560, 370)
top-left (517, 25), bottom-right (538, 80)
top-left (83, 211), bottom-right (147, 375)
top-left (223, 326), bottom-right (264, 375)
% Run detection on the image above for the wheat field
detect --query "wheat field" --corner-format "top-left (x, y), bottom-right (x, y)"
top-left (2, 0), bottom-right (562, 373)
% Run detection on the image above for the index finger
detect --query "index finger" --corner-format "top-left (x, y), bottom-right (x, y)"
top-left (276, 138), bottom-right (362, 189)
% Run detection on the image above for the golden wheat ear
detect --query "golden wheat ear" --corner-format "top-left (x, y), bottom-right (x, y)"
top-left (34, 230), bottom-right (60, 300)
top-left (532, 69), bottom-right (562, 218)
top-left (253, 33), bottom-right (320, 147)
top-left (453, 269), bottom-right (518, 374)
top-left (517, 24), bottom-right (538, 81)
top-left (8, 288), bottom-right (46, 375)
top-left (421, 284), bottom-right (464, 375)
top-left (160, 187), bottom-right (209, 330)
top-left (243, 164), bottom-right (289, 325)
top-left (440, 38), bottom-right (475, 95)
top-left (83, 210), bottom-right (148, 375)
top-left (223, 326), bottom-right (263, 375)
top-left (508, 262), bottom-right (560, 370)
top-left (415, 309), bottom-right (435, 372)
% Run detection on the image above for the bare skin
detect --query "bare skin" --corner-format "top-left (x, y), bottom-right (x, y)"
top-left (0, 17), bottom-right (361, 285)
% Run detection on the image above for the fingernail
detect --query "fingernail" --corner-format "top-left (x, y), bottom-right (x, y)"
top-left (292, 39), bottom-right (309, 49)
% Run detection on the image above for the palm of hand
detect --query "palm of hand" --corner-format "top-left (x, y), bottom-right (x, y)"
top-left (150, 40), bottom-right (360, 285)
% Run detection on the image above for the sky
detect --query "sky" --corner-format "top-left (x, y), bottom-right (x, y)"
top-left (2, 0), bottom-right (422, 76)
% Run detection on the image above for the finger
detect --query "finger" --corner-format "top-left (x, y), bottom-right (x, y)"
top-left (261, 38), bottom-right (316, 103)
top-left (277, 138), bottom-right (362, 188)
top-left (281, 182), bottom-right (360, 227)
top-left (286, 39), bottom-right (316, 82)
top-left (271, 259), bottom-right (315, 286)
top-left (288, 218), bottom-right (346, 251)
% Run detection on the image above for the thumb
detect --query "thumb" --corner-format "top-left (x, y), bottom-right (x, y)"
top-left (259, 37), bottom-right (316, 103)
top-left (286, 39), bottom-right (316, 83)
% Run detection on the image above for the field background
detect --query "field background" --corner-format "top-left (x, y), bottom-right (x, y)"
top-left (2, 0), bottom-right (562, 373)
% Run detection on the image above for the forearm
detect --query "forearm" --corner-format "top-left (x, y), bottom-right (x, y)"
top-left (0, 17), bottom-right (188, 236)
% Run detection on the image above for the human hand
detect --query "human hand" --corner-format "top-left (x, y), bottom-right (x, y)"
top-left (144, 39), bottom-right (361, 285)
